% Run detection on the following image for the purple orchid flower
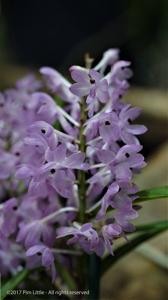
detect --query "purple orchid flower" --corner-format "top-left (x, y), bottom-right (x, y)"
top-left (0, 49), bottom-right (147, 279)
top-left (70, 66), bottom-right (109, 116)
top-left (97, 144), bottom-right (146, 181)
top-left (17, 141), bottom-right (85, 198)
top-left (16, 74), bottom-right (42, 92)
top-left (0, 233), bottom-right (24, 276)
top-left (0, 198), bottom-right (19, 237)
top-left (57, 223), bottom-right (105, 257)
top-left (40, 67), bottom-right (79, 104)
top-left (17, 220), bottom-right (55, 249)
top-left (101, 224), bottom-right (122, 254)
top-left (26, 245), bottom-right (56, 283)
top-left (94, 48), bottom-right (119, 73)
top-left (97, 109), bottom-right (147, 145)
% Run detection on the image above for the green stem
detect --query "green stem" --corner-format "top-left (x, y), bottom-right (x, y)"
top-left (55, 260), bottom-right (77, 290)
top-left (78, 97), bottom-right (87, 223)
top-left (88, 254), bottom-right (101, 300)
top-left (77, 96), bottom-right (88, 292)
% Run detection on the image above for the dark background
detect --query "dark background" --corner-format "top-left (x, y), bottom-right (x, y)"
top-left (1, 0), bottom-right (168, 87)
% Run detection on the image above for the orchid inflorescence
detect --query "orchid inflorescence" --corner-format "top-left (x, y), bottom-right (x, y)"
top-left (0, 49), bottom-right (147, 282)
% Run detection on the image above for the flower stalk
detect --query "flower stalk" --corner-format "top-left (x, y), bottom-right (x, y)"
top-left (78, 96), bottom-right (87, 223)
top-left (77, 54), bottom-right (92, 223)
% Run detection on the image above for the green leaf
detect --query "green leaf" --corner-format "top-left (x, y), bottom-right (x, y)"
top-left (101, 222), bottom-right (168, 276)
top-left (1, 269), bottom-right (30, 300)
top-left (136, 186), bottom-right (168, 202)
top-left (135, 220), bottom-right (168, 231)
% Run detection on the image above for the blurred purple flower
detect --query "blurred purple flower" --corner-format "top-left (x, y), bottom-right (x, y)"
top-left (26, 245), bottom-right (56, 282)
top-left (16, 74), bottom-right (42, 92)
top-left (57, 223), bottom-right (105, 256)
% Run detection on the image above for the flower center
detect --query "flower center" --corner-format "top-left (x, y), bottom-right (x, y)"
top-left (15, 152), bottom-right (20, 156)
top-left (105, 121), bottom-right (111, 126)
top-left (50, 168), bottom-right (56, 174)
top-left (13, 206), bottom-right (18, 210)
top-left (41, 129), bottom-right (46, 134)
top-left (89, 78), bottom-right (95, 84)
